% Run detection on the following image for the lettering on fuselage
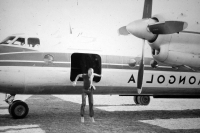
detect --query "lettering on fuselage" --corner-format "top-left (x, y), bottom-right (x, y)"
top-left (128, 74), bottom-right (135, 83)
top-left (128, 74), bottom-right (200, 86)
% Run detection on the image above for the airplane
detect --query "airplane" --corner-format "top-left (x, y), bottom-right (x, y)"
top-left (0, 0), bottom-right (200, 119)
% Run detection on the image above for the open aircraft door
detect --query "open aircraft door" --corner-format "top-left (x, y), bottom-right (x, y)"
top-left (70, 53), bottom-right (102, 82)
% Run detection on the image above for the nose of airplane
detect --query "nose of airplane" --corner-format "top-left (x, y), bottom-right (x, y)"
top-left (126, 19), bottom-right (157, 41)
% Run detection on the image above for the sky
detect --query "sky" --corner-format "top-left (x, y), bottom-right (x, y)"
top-left (0, 0), bottom-right (200, 56)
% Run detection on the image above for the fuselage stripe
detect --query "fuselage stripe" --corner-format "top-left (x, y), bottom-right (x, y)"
top-left (0, 60), bottom-right (195, 72)
top-left (0, 60), bottom-right (70, 64)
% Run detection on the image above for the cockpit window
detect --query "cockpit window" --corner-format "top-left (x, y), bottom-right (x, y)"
top-left (0, 36), bottom-right (15, 44)
top-left (13, 38), bottom-right (25, 45)
top-left (28, 38), bottom-right (40, 47)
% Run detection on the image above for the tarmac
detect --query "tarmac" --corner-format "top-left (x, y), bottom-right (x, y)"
top-left (0, 93), bottom-right (200, 133)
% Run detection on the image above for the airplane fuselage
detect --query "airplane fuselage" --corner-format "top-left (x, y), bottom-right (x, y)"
top-left (0, 38), bottom-right (200, 96)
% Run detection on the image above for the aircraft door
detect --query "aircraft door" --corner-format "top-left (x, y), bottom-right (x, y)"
top-left (70, 53), bottom-right (101, 82)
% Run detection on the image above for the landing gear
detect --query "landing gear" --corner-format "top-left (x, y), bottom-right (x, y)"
top-left (134, 96), bottom-right (150, 105)
top-left (133, 96), bottom-right (139, 104)
top-left (9, 100), bottom-right (29, 119)
top-left (5, 94), bottom-right (15, 104)
top-left (5, 94), bottom-right (29, 119)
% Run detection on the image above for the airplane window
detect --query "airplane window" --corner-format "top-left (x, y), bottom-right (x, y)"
top-left (70, 53), bottom-right (102, 82)
top-left (0, 36), bottom-right (15, 44)
top-left (28, 38), bottom-right (40, 47)
top-left (13, 38), bottom-right (25, 45)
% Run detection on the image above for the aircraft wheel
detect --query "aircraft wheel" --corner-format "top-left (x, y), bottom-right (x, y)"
top-left (133, 96), bottom-right (139, 104)
top-left (137, 96), bottom-right (150, 105)
top-left (9, 100), bottom-right (29, 119)
top-left (8, 100), bottom-right (21, 114)
top-left (8, 104), bottom-right (11, 114)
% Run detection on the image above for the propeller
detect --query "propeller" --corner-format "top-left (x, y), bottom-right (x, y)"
top-left (118, 26), bottom-right (129, 35)
top-left (136, 0), bottom-right (152, 94)
top-left (137, 40), bottom-right (145, 94)
top-left (118, 0), bottom-right (188, 94)
top-left (118, 0), bottom-right (152, 36)
top-left (148, 21), bottom-right (188, 34)
top-left (142, 0), bottom-right (152, 19)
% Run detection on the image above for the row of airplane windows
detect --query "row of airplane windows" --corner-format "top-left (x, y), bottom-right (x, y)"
top-left (0, 36), bottom-right (40, 48)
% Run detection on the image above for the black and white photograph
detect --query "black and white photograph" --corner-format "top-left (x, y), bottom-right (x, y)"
top-left (0, 0), bottom-right (200, 132)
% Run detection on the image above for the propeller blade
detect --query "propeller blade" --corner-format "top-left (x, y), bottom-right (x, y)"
top-left (137, 39), bottom-right (145, 94)
top-left (148, 21), bottom-right (188, 34)
top-left (118, 26), bottom-right (130, 35)
top-left (142, 0), bottom-right (153, 19)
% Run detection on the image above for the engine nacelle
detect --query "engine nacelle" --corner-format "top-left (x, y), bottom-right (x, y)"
top-left (151, 44), bottom-right (169, 63)
top-left (147, 13), bottom-right (200, 68)
top-left (151, 33), bottom-right (200, 67)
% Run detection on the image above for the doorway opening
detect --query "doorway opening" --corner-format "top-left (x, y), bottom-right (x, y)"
top-left (70, 53), bottom-right (101, 82)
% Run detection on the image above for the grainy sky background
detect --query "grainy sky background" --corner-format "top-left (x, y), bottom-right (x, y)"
top-left (0, 0), bottom-right (200, 56)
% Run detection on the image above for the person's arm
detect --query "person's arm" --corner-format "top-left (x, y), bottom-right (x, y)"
top-left (73, 74), bottom-right (83, 86)
top-left (93, 73), bottom-right (103, 77)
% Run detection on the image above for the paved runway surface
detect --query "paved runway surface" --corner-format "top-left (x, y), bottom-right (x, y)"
top-left (0, 93), bottom-right (200, 133)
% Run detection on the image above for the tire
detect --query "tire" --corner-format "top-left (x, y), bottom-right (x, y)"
top-left (8, 100), bottom-right (21, 114)
top-left (9, 100), bottom-right (29, 119)
top-left (137, 96), bottom-right (150, 106)
top-left (133, 96), bottom-right (139, 104)
top-left (8, 104), bottom-right (12, 114)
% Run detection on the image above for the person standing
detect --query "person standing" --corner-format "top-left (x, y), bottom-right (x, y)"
top-left (73, 68), bottom-right (102, 123)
